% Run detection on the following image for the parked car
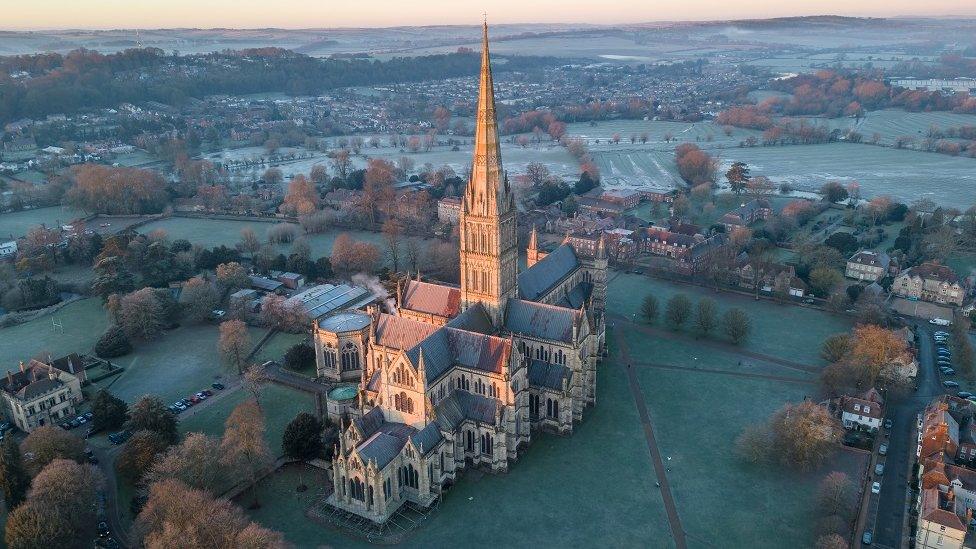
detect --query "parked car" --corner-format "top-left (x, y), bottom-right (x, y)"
top-left (879, 444), bottom-right (888, 456)
top-left (883, 419), bottom-right (893, 430)
top-left (803, 298), bottom-right (816, 304)
top-left (211, 382), bottom-right (225, 390)
top-left (863, 530), bottom-right (873, 545)
top-left (202, 390), bottom-right (213, 397)
top-left (960, 392), bottom-right (974, 399)
top-left (935, 331), bottom-right (950, 337)
top-left (97, 521), bottom-right (110, 538)
top-left (930, 318), bottom-right (951, 326)
top-left (944, 380), bottom-right (960, 388)
top-left (942, 369), bottom-right (955, 376)
top-left (875, 463), bottom-right (885, 476)
top-left (108, 430), bottom-right (132, 445)
top-left (194, 392), bottom-right (208, 400)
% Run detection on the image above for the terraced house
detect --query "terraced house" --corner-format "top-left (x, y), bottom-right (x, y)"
top-left (320, 24), bottom-right (607, 525)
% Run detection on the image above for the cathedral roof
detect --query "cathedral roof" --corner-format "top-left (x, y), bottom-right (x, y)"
top-left (517, 244), bottom-right (579, 302)
top-left (401, 279), bottom-right (461, 318)
top-left (406, 326), bottom-right (510, 385)
top-left (504, 299), bottom-right (582, 344)
top-left (434, 389), bottom-right (501, 431)
top-left (410, 422), bottom-right (443, 455)
top-left (357, 432), bottom-right (405, 470)
top-left (528, 360), bottom-right (573, 391)
top-left (374, 313), bottom-right (439, 351)
top-left (557, 281), bottom-right (593, 310)
top-left (445, 303), bottom-right (495, 335)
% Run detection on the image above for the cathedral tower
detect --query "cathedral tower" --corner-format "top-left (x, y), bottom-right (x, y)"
top-left (459, 23), bottom-right (518, 326)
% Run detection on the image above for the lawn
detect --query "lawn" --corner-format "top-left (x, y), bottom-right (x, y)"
top-left (607, 272), bottom-right (852, 365)
top-left (0, 205), bottom-right (84, 240)
top-left (88, 322), bottom-right (266, 404)
top-left (178, 383), bottom-right (316, 452)
top-left (0, 298), bottom-right (109, 366)
top-left (637, 365), bottom-right (866, 548)
top-left (948, 252), bottom-right (976, 280)
top-left (254, 331), bottom-right (307, 366)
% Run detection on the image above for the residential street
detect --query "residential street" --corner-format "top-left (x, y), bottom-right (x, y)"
top-left (872, 322), bottom-right (944, 547)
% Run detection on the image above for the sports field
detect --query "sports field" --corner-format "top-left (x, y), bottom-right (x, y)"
top-left (0, 205), bottom-right (84, 240)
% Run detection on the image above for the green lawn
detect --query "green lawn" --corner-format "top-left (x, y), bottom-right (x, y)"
top-left (239, 463), bottom-right (342, 547)
top-left (0, 298), bottom-right (109, 366)
top-left (637, 365), bottom-right (864, 548)
top-left (608, 272), bottom-right (852, 365)
top-left (254, 331), bottom-right (306, 367)
top-left (88, 322), bottom-right (266, 404)
top-left (0, 205), bottom-right (84, 240)
top-left (178, 383), bottom-right (316, 452)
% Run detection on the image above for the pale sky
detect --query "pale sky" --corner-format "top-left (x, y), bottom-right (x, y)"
top-left (2, 0), bottom-right (974, 30)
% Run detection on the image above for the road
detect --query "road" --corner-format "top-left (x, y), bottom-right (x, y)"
top-left (871, 322), bottom-right (944, 547)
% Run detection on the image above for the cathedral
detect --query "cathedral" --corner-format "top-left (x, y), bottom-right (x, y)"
top-left (317, 23), bottom-right (607, 525)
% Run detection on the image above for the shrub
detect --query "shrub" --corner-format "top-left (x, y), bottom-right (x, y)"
top-left (95, 325), bottom-right (132, 358)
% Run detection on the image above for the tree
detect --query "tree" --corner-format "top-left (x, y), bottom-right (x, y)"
top-left (726, 161), bottom-right (750, 195)
top-left (238, 228), bottom-right (262, 257)
top-left (525, 162), bottom-right (550, 187)
top-left (119, 287), bottom-right (165, 341)
top-left (284, 343), bottom-right (315, 373)
top-left (137, 479), bottom-right (287, 548)
top-left (220, 400), bottom-right (273, 508)
top-left (820, 182), bottom-right (849, 204)
top-left (809, 267), bottom-right (843, 298)
top-left (818, 471), bottom-right (855, 518)
top-left (179, 276), bottom-right (219, 323)
top-left (280, 174), bottom-right (319, 216)
top-left (382, 218), bottom-right (403, 273)
top-left (723, 308), bottom-right (751, 345)
top-left (665, 294), bottom-right (692, 329)
top-left (281, 412), bottom-right (323, 491)
top-left (262, 167), bottom-right (283, 186)
top-left (824, 232), bottom-right (858, 256)
top-left (215, 261), bottom-right (249, 292)
top-left (20, 425), bottom-right (85, 475)
top-left (330, 149), bottom-right (352, 181)
top-left (695, 298), bottom-right (719, 336)
top-left (95, 324), bottom-right (132, 358)
top-left (126, 396), bottom-right (179, 445)
top-left (66, 164), bottom-right (169, 214)
top-left (640, 295), bottom-right (659, 324)
top-left (330, 233), bottom-right (380, 275)
top-left (815, 534), bottom-right (849, 549)
top-left (821, 334), bottom-right (853, 363)
top-left (5, 459), bottom-right (102, 548)
top-left (91, 389), bottom-right (129, 433)
top-left (0, 437), bottom-right (30, 509)
top-left (769, 401), bottom-right (842, 470)
top-left (144, 433), bottom-right (227, 496)
top-left (220, 320), bottom-right (252, 375)
top-left (116, 430), bottom-right (171, 484)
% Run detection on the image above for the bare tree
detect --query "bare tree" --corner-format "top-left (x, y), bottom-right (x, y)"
top-left (144, 433), bottom-right (227, 496)
top-left (238, 228), bottom-right (262, 257)
top-left (382, 218), bottom-right (403, 273)
top-left (120, 287), bottom-right (165, 340)
top-left (180, 276), bottom-right (219, 323)
top-left (220, 400), bottom-right (272, 509)
top-left (20, 425), bottom-right (85, 476)
top-left (219, 320), bottom-right (252, 375)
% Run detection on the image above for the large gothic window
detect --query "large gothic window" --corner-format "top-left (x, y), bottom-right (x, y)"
top-left (341, 343), bottom-right (360, 371)
top-left (324, 344), bottom-right (337, 370)
top-left (481, 432), bottom-right (493, 456)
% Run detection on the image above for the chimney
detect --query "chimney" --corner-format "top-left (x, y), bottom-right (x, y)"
top-left (18, 361), bottom-right (25, 373)
top-left (48, 364), bottom-right (57, 381)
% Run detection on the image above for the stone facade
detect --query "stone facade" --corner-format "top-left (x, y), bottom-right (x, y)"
top-left (319, 24), bottom-right (607, 525)
top-left (1, 358), bottom-right (84, 432)
top-left (894, 263), bottom-right (966, 307)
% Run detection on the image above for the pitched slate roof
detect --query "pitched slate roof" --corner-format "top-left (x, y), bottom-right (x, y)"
top-left (557, 281), bottom-right (593, 309)
top-left (517, 244), bottom-right (579, 301)
top-left (357, 431), bottom-right (406, 470)
top-left (374, 313), bottom-right (439, 351)
top-left (434, 389), bottom-right (501, 431)
top-left (410, 422), bottom-right (443, 455)
top-left (401, 280), bottom-right (461, 318)
top-left (445, 303), bottom-right (495, 335)
top-left (405, 327), bottom-right (510, 384)
top-left (352, 407), bottom-right (386, 440)
top-left (504, 298), bottom-right (581, 344)
top-left (528, 360), bottom-right (572, 391)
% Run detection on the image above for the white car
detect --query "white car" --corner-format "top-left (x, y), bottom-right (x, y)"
top-left (930, 318), bottom-right (952, 326)
top-left (871, 482), bottom-right (881, 494)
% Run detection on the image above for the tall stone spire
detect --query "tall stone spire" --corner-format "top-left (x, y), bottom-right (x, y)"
top-left (458, 21), bottom-right (519, 326)
top-left (464, 21), bottom-right (512, 218)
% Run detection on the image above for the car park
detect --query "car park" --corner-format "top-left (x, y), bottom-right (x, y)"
top-left (945, 380), bottom-right (960, 388)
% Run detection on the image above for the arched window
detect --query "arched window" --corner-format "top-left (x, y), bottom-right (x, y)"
top-left (465, 430), bottom-right (475, 453)
top-left (439, 451), bottom-right (445, 473)
top-left (383, 477), bottom-right (392, 499)
top-left (481, 432), bottom-right (493, 456)
top-left (546, 398), bottom-right (553, 418)
top-left (324, 344), bottom-right (337, 370)
top-left (367, 486), bottom-right (374, 507)
top-left (351, 477), bottom-right (365, 501)
top-left (491, 383), bottom-right (499, 398)
top-left (399, 464), bottom-right (418, 489)
top-left (341, 343), bottom-right (360, 371)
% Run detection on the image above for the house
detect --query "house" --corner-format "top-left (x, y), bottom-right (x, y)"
top-left (718, 199), bottom-right (771, 231)
top-left (0, 359), bottom-right (84, 433)
top-left (275, 271), bottom-right (305, 290)
top-left (249, 275), bottom-right (284, 294)
top-left (916, 487), bottom-right (967, 549)
top-left (323, 188), bottom-right (363, 211)
top-left (894, 263), bottom-right (966, 307)
top-left (839, 389), bottom-right (884, 431)
top-left (437, 196), bottom-right (462, 224)
top-left (0, 241), bottom-right (17, 259)
top-left (575, 196), bottom-right (624, 217)
top-left (735, 259), bottom-right (806, 297)
top-left (846, 250), bottom-right (891, 282)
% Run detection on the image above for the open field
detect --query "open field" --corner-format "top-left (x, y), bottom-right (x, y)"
top-left (178, 383), bottom-right (316, 451)
top-left (563, 119), bottom-right (762, 150)
top-left (850, 109), bottom-right (976, 145)
top-left (607, 272), bottom-right (851, 365)
top-left (0, 205), bottom-right (84, 240)
top-left (0, 298), bottom-right (109, 366)
top-left (592, 149), bottom-right (683, 191)
top-left (135, 217), bottom-right (395, 259)
top-left (720, 142), bottom-right (976, 207)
